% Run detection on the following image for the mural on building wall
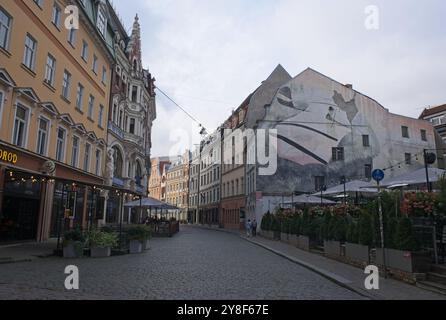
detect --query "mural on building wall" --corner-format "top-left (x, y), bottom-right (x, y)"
top-left (255, 68), bottom-right (426, 194)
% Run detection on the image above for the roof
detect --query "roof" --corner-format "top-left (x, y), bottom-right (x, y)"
top-left (419, 104), bottom-right (446, 119)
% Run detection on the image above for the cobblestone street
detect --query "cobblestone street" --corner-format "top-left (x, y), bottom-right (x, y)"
top-left (0, 226), bottom-right (363, 300)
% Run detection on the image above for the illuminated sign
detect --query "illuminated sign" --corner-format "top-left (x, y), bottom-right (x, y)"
top-left (0, 149), bottom-right (18, 164)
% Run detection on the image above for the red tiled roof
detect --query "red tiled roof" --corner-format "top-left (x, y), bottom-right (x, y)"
top-left (419, 104), bottom-right (446, 119)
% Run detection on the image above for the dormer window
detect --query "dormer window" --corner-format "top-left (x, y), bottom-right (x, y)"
top-left (97, 8), bottom-right (107, 37)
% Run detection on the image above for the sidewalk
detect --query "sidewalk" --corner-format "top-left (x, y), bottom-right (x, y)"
top-left (242, 235), bottom-right (446, 300)
top-left (0, 240), bottom-right (56, 264)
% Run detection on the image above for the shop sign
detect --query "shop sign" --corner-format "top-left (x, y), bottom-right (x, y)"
top-left (0, 148), bottom-right (18, 164)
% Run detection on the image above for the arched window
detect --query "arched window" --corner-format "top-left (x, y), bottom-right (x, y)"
top-left (113, 146), bottom-right (123, 178)
top-left (135, 161), bottom-right (142, 186)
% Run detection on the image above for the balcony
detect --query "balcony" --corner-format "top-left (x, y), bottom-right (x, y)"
top-left (113, 177), bottom-right (125, 188)
top-left (108, 121), bottom-right (144, 146)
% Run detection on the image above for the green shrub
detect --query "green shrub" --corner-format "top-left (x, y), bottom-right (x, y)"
top-left (63, 227), bottom-right (84, 246)
top-left (358, 212), bottom-right (373, 246)
top-left (346, 218), bottom-right (359, 244)
top-left (394, 217), bottom-right (419, 251)
top-left (86, 229), bottom-right (118, 248)
top-left (126, 225), bottom-right (152, 242)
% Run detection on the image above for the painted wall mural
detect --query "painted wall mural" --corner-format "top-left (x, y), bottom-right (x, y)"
top-left (255, 68), bottom-right (435, 194)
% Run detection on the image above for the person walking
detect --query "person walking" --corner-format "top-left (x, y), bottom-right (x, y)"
top-left (252, 219), bottom-right (258, 237)
top-left (246, 219), bottom-right (252, 237)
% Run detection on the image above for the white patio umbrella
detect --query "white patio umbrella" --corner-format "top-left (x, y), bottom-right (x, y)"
top-left (285, 194), bottom-right (336, 205)
top-left (366, 168), bottom-right (446, 188)
top-left (312, 180), bottom-right (377, 196)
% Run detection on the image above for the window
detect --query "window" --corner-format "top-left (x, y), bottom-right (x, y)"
top-left (52, 3), bottom-right (62, 28)
top-left (92, 54), bottom-right (98, 74)
top-left (12, 105), bottom-right (28, 147)
top-left (129, 118), bottom-right (135, 134)
top-left (81, 40), bottom-right (88, 61)
top-left (55, 127), bottom-right (66, 162)
top-left (131, 86), bottom-right (138, 102)
top-left (36, 118), bottom-right (49, 155)
top-left (421, 129), bottom-right (427, 142)
top-left (97, 9), bottom-right (107, 36)
top-left (98, 105), bottom-right (104, 127)
top-left (362, 135), bottom-right (370, 147)
top-left (87, 95), bottom-right (94, 119)
top-left (71, 136), bottom-right (80, 167)
top-left (44, 54), bottom-right (56, 86)
top-left (102, 67), bottom-right (107, 84)
top-left (0, 8), bottom-right (12, 50)
top-left (75, 84), bottom-right (84, 110)
top-left (23, 34), bottom-right (37, 70)
top-left (95, 149), bottom-right (101, 176)
top-left (405, 153), bottom-right (412, 165)
top-left (402, 126), bottom-right (409, 138)
top-left (34, 0), bottom-right (43, 7)
top-left (332, 147), bottom-right (344, 161)
top-left (62, 70), bottom-right (71, 100)
top-left (68, 28), bottom-right (77, 46)
top-left (314, 176), bottom-right (326, 192)
top-left (365, 164), bottom-right (372, 180)
top-left (84, 143), bottom-right (91, 171)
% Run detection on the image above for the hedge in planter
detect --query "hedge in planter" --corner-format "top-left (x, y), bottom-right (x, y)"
top-left (86, 229), bottom-right (118, 258)
top-left (63, 228), bottom-right (85, 258)
top-left (127, 225), bottom-right (152, 253)
top-left (345, 213), bottom-right (373, 264)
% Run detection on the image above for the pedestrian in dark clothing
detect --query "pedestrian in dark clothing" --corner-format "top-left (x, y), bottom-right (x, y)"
top-left (252, 219), bottom-right (258, 237)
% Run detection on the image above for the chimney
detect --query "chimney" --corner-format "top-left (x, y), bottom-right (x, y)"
top-left (345, 84), bottom-right (353, 89)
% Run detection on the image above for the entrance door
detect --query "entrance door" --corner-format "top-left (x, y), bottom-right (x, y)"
top-left (0, 197), bottom-right (40, 242)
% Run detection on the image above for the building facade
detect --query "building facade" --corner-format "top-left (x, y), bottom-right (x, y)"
top-left (104, 12), bottom-right (156, 225)
top-left (247, 67), bottom-right (439, 225)
top-left (198, 131), bottom-right (221, 226)
top-left (188, 147), bottom-right (200, 224)
top-left (420, 104), bottom-right (446, 169)
top-left (0, 0), bottom-right (117, 242)
top-left (148, 156), bottom-right (171, 200)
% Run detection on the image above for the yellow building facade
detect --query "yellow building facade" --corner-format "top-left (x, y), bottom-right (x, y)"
top-left (0, 0), bottom-right (114, 242)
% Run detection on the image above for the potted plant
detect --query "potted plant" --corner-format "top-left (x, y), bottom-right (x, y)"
top-left (87, 229), bottom-right (118, 258)
top-left (324, 214), bottom-right (346, 258)
top-left (127, 225), bottom-right (152, 254)
top-left (345, 213), bottom-right (372, 265)
top-left (63, 228), bottom-right (84, 258)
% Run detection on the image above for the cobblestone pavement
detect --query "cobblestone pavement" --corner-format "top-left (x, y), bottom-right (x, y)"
top-left (0, 226), bottom-right (363, 300)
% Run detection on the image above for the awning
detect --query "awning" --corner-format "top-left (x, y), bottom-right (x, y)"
top-left (365, 168), bottom-right (446, 188)
top-left (285, 194), bottom-right (336, 205)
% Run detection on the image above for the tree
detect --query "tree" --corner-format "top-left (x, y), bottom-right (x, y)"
top-left (358, 212), bottom-right (374, 246)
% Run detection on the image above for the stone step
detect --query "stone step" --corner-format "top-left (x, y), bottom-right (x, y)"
top-left (431, 264), bottom-right (446, 275)
top-left (417, 281), bottom-right (446, 296)
top-left (427, 272), bottom-right (446, 285)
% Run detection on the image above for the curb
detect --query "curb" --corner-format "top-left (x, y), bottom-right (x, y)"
top-left (242, 237), bottom-right (378, 300)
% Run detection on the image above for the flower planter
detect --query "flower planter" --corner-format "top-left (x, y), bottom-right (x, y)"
top-left (280, 233), bottom-right (289, 243)
top-left (142, 239), bottom-right (151, 251)
top-left (63, 242), bottom-right (83, 258)
top-left (376, 248), bottom-right (431, 273)
top-left (129, 240), bottom-right (143, 254)
top-left (324, 240), bottom-right (342, 257)
top-left (345, 242), bottom-right (370, 264)
top-left (289, 234), bottom-right (299, 247)
top-left (90, 247), bottom-right (111, 258)
top-left (298, 235), bottom-right (310, 251)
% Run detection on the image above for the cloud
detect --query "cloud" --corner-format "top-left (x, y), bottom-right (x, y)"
top-left (114, 0), bottom-right (446, 156)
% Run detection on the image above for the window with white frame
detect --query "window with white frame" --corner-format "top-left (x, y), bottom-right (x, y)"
top-left (92, 54), bottom-right (98, 74)
top-left (62, 70), bottom-right (71, 100)
top-left (52, 2), bottom-right (62, 28)
top-left (13, 104), bottom-right (28, 147)
top-left (97, 8), bottom-right (107, 36)
top-left (44, 54), bottom-right (56, 86)
top-left (95, 149), bottom-right (101, 176)
top-left (102, 67), bottom-right (107, 84)
top-left (36, 117), bottom-right (49, 155)
top-left (23, 34), bottom-right (37, 70)
top-left (98, 104), bottom-right (104, 127)
top-left (84, 143), bottom-right (91, 171)
top-left (71, 135), bottom-right (80, 167)
top-left (76, 83), bottom-right (84, 110)
top-left (81, 40), bottom-right (88, 61)
top-left (55, 127), bottom-right (66, 162)
top-left (68, 28), bottom-right (77, 46)
top-left (0, 7), bottom-right (12, 50)
top-left (87, 95), bottom-right (94, 119)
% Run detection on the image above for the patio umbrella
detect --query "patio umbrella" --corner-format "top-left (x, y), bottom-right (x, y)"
top-left (312, 180), bottom-right (377, 196)
top-left (124, 196), bottom-right (179, 210)
top-left (285, 194), bottom-right (336, 205)
top-left (366, 168), bottom-right (446, 188)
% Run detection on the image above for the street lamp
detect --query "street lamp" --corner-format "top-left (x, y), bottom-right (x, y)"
top-left (423, 149), bottom-right (441, 193)
top-left (340, 176), bottom-right (347, 205)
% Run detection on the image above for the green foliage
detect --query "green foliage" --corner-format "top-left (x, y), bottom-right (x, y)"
top-left (358, 212), bottom-right (374, 246)
top-left (101, 226), bottom-right (115, 234)
top-left (394, 217), bottom-right (419, 251)
top-left (86, 229), bottom-right (118, 248)
top-left (261, 212), bottom-right (272, 231)
top-left (436, 174), bottom-right (446, 214)
top-left (63, 227), bottom-right (84, 245)
top-left (346, 217), bottom-right (359, 244)
top-left (126, 225), bottom-right (152, 242)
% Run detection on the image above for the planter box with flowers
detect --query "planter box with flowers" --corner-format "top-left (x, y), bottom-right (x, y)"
top-left (63, 228), bottom-right (85, 258)
top-left (126, 225), bottom-right (152, 254)
top-left (86, 229), bottom-right (118, 258)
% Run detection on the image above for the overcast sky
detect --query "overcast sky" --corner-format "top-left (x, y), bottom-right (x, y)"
top-left (113, 0), bottom-right (446, 157)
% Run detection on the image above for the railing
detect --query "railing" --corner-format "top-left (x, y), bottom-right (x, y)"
top-left (108, 121), bottom-right (125, 139)
top-left (113, 177), bottom-right (124, 188)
